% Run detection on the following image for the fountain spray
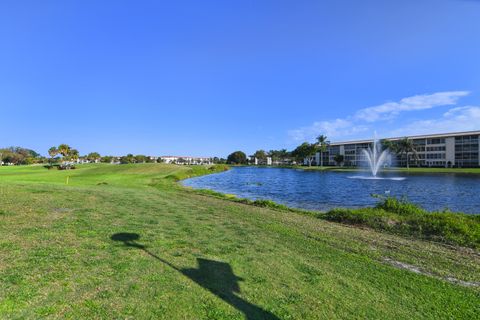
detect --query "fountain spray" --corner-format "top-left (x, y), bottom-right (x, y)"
top-left (361, 132), bottom-right (390, 177)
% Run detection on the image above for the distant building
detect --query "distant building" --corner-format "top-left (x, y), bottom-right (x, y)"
top-left (159, 156), bottom-right (213, 165)
top-left (305, 130), bottom-right (480, 168)
top-left (271, 158), bottom-right (295, 166)
top-left (249, 156), bottom-right (273, 166)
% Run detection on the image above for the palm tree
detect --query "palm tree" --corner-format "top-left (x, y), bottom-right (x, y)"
top-left (69, 149), bottom-right (79, 162)
top-left (48, 146), bottom-right (58, 162)
top-left (380, 139), bottom-right (397, 153)
top-left (396, 137), bottom-right (418, 169)
top-left (57, 144), bottom-right (71, 159)
top-left (316, 135), bottom-right (329, 167)
top-left (292, 142), bottom-right (316, 166)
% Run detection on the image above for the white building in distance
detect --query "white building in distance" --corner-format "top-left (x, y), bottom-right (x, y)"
top-left (306, 130), bottom-right (480, 168)
top-left (159, 156), bottom-right (213, 165)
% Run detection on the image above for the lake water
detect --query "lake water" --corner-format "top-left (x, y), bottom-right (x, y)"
top-left (182, 167), bottom-right (480, 214)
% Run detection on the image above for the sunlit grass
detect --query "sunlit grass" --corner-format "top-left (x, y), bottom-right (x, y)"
top-left (0, 164), bottom-right (478, 319)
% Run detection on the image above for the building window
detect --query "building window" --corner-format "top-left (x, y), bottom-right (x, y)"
top-left (427, 138), bottom-right (445, 144)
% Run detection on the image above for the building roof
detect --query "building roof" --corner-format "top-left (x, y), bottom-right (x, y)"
top-left (329, 130), bottom-right (480, 146)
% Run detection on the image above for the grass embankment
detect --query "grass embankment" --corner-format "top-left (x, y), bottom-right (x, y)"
top-left (1, 164), bottom-right (479, 319)
top-left (194, 189), bottom-right (480, 249)
top-left (325, 197), bottom-right (480, 249)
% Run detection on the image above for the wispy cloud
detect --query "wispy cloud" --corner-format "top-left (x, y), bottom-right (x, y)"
top-left (355, 91), bottom-right (469, 122)
top-left (388, 106), bottom-right (480, 137)
top-left (288, 91), bottom-right (471, 142)
top-left (288, 119), bottom-right (368, 142)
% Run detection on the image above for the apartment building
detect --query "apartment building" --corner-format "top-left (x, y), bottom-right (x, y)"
top-left (310, 130), bottom-right (480, 168)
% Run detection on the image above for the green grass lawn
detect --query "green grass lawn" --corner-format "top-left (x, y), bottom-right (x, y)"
top-left (0, 164), bottom-right (479, 319)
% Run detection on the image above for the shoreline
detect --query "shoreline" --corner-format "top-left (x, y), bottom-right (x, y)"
top-left (269, 164), bottom-right (480, 174)
top-left (180, 165), bottom-right (479, 215)
top-left (179, 165), bottom-right (479, 249)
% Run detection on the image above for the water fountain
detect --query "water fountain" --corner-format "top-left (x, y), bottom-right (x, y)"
top-left (362, 135), bottom-right (390, 177)
top-left (349, 133), bottom-right (405, 180)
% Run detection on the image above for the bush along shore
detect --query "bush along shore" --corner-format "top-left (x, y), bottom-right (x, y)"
top-left (323, 196), bottom-right (480, 249)
top-left (190, 187), bottom-right (480, 250)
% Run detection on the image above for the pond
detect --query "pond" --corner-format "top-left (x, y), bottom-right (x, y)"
top-left (182, 167), bottom-right (480, 214)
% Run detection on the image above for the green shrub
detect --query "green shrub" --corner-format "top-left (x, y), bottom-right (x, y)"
top-left (377, 196), bottom-right (425, 215)
top-left (251, 199), bottom-right (290, 210)
top-left (209, 164), bottom-right (229, 171)
top-left (324, 197), bottom-right (480, 249)
top-left (324, 208), bottom-right (394, 228)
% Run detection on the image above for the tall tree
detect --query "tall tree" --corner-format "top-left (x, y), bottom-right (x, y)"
top-left (316, 135), bottom-right (329, 167)
top-left (227, 151), bottom-right (247, 165)
top-left (268, 149), bottom-right (290, 163)
top-left (253, 150), bottom-right (267, 161)
top-left (135, 155), bottom-right (147, 163)
top-left (69, 149), bottom-right (79, 162)
top-left (0, 150), bottom-right (22, 165)
top-left (334, 154), bottom-right (344, 166)
top-left (292, 142), bottom-right (317, 166)
top-left (48, 146), bottom-right (58, 161)
top-left (396, 138), bottom-right (418, 169)
top-left (101, 156), bottom-right (113, 163)
top-left (87, 152), bottom-right (101, 162)
top-left (57, 144), bottom-right (71, 160)
top-left (120, 154), bottom-right (135, 164)
top-left (1, 147), bottom-right (41, 165)
top-left (380, 139), bottom-right (398, 153)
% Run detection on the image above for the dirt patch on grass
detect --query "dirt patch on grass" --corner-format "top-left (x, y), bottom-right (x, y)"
top-left (383, 258), bottom-right (480, 288)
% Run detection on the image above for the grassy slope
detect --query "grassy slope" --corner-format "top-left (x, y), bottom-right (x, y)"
top-left (0, 164), bottom-right (479, 319)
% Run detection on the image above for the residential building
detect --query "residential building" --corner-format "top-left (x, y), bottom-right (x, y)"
top-left (307, 130), bottom-right (480, 168)
top-left (159, 156), bottom-right (213, 165)
top-left (271, 158), bottom-right (296, 166)
top-left (249, 156), bottom-right (273, 166)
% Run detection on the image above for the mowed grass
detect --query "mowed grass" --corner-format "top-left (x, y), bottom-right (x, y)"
top-left (0, 164), bottom-right (479, 319)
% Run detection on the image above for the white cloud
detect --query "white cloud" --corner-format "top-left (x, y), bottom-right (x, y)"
top-left (355, 91), bottom-right (469, 122)
top-left (388, 106), bottom-right (480, 137)
top-left (288, 91), bottom-right (471, 142)
top-left (288, 118), bottom-right (368, 142)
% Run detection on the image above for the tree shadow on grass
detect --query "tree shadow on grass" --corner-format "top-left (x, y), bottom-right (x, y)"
top-left (111, 232), bottom-right (279, 320)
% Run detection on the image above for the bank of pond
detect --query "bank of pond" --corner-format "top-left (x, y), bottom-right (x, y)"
top-left (183, 166), bottom-right (480, 249)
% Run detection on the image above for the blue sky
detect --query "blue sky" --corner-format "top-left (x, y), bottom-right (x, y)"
top-left (1, 0), bottom-right (479, 157)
